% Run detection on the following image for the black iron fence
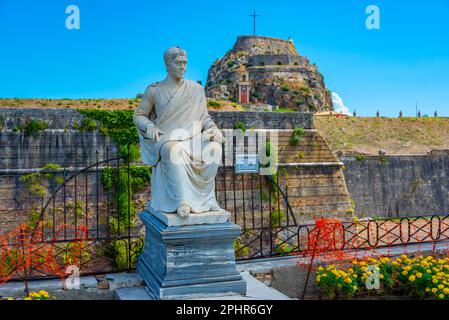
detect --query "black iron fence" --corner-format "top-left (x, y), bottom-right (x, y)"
top-left (1, 141), bottom-right (449, 282)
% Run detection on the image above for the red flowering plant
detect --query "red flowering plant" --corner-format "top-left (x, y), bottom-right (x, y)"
top-left (0, 221), bottom-right (88, 297)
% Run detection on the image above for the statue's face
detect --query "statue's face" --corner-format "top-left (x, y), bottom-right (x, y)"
top-left (166, 57), bottom-right (187, 80)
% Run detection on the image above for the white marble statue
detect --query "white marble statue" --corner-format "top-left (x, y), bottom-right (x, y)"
top-left (133, 47), bottom-right (224, 218)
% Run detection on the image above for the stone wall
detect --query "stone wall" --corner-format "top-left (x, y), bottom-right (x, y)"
top-left (232, 35), bottom-right (297, 55)
top-left (342, 153), bottom-right (449, 218)
top-left (0, 108), bottom-right (313, 131)
top-left (248, 54), bottom-right (308, 67)
top-left (0, 108), bottom-right (84, 129)
top-left (208, 111), bottom-right (313, 130)
top-left (0, 108), bottom-right (351, 230)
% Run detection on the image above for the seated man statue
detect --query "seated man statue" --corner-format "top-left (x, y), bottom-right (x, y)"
top-left (133, 47), bottom-right (224, 218)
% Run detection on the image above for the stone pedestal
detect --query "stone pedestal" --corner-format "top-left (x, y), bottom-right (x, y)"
top-left (136, 208), bottom-right (247, 299)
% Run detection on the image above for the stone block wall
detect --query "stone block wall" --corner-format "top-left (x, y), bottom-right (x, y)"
top-left (208, 111), bottom-right (313, 130)
top-left (0, 108), bottom-right (352, 232)
top-left (342, 154), bottom-right (449, 218)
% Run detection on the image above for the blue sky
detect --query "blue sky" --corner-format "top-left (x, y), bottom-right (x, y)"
top-left (0, 0), bottom-right (448, 117)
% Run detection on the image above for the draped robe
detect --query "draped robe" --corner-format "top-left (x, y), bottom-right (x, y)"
top-left (133, 79), bottom-right (222, 213)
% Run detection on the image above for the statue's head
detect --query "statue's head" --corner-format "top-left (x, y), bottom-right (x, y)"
top-left (164, 47), bottom-right (187, 80)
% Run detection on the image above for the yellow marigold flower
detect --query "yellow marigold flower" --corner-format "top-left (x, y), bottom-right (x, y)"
top-left (439, 294), bottom-right (445, 299)
top-left (427, 269), bottom-right (432, 274)
top-left (438, 285), bottom-right (444, 290)
top-left (353, 274), bottom-right (358, 279)
top-left (318, 266), bottom-right (324, 271)
top-left (379, 274), bottom-right (385, 280)
top-left (7, 297), bottom-right (14, 300)
top-left (392, 261), bottom-right (398, 266)
top-left (344, 278), bottom-right (352, 284)
top-left (432, 288), bottom-right (438, 293)
top-left (352, 260), bottom-right (358, 265)
top-left (402, 271), bottom-right (408, 276)
top-left (317, 276), bottom-right (321, 283)
top-left (416, 272), bottom-right (423, 278)
top-left (353, 285), bottom-right (358, 291)
top-left (401, 255), bottom-right (408, 259)
top-left (433, 279), bottom-right (439, 284)
top-left (444, 288), bottom-right (449, 295)
top-left (426, 288), bottom-right (431, 292)
top-left (409, 275), bottom-right (416, 282)
top-left (24, 297), bottom-right (32, 300)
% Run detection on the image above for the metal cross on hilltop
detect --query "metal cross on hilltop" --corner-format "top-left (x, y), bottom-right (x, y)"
top-left (249, 9), bottom-right (261, 35)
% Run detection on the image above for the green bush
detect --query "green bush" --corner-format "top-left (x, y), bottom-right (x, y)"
top-left (234, 239), bottom-right (250, 258)
top-left (207, 100), bottom-right (222, 108)
top-left (14, 118), bottom-right (49, 136)
top-left (234, 121), bottom-right (247, 133)
top-left (107, 239), bottom-right (144, 270)
top-left (270, 209), bottom-right (286, 227)
top-left (290, 127), bottom-right (305, 146)
top-left (75, 118), bottom-right (98, 132)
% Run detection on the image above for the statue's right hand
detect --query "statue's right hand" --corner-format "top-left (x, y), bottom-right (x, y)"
top-left (144, 124), bottom-right (164, 142)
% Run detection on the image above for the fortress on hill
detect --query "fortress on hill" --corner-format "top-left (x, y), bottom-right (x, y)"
top-left (206, 35), bottom-right (334, 112)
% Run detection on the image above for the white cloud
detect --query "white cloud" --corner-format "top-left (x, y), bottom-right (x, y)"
top-left (332, 92), bottom-right (351, 116)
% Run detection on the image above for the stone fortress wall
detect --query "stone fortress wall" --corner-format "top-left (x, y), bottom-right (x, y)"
top-left (0, 108), bottom-right (352, 229)
top-left (206, 35), bottom-right (333, 112)
top-left (2, 108), bottom-right (448, 222)
top-left (342, 154), bottom-right (449, 218)
top-left (232, 35), bottom-right (299, 55)
top-left (248, 54), bottom-right (308, 67)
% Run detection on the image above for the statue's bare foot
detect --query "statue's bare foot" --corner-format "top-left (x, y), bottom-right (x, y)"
top-left (177, 205), bottom-right (190, 218)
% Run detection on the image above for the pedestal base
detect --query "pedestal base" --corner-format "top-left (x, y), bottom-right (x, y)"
top-left (136, 209), bottom-right (247, 300)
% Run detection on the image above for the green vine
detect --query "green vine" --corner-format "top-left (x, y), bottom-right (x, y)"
top-left (19, 164), bottom-right (65, 228)
top-left (20, 164), bottom-right (64, 198)
top-left (77, 109), bottom-right (140, 161)
top-left (101, 165), bottom-right (150, 269)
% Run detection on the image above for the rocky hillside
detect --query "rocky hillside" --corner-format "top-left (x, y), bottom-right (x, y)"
top-left (206, 35), bottom-right (333, 112)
